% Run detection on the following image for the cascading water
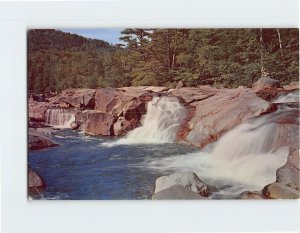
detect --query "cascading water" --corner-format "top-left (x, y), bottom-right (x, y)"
top-left (145, 106), bottom-right (298, 197)
top-left (273, 90), bottom-right (299, 103)
top-left (45, 109), bottom-right (76, 128)
top-left (105, 96), bottom-right (186, 146)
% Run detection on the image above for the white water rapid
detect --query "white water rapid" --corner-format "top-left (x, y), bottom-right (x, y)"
top-left (45, 109), bottom-right (76, 128)
top-left (144, 107), bottom-right (296, 197)
top-left (273, 90), bottom-right (299, 103)
top-left (104, 96), bottom-right (186, 146)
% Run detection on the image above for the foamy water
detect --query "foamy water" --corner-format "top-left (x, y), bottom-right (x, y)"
top-left (103, 96), bottom-right (186, 146)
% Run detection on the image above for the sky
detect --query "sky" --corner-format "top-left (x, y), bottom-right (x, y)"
top-left (61, 28), bottom-right (124, 45)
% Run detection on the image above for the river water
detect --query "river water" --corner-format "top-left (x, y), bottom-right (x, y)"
top-left (28, 130), bottom-right (199, 200)
top-left (28, 91), bottom-right (298, 200)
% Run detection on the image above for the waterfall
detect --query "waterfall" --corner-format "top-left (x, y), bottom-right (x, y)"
top-left (45, 109), bottom-right (76, 128)
top-left (105, 96), bottom-right (186, 146)
top-left (145, 107), bottom-right (297, 197)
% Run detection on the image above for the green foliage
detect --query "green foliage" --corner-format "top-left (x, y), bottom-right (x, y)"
top-left (28, 29), bottom-right (299, 93)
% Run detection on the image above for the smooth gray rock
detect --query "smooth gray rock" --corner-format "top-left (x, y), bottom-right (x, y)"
top-left (152, 184), bottom-right (205, 200)
top-left (155, 172), bottom-right (211, 197)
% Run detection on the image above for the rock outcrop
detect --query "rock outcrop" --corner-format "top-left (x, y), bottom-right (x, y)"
top-left (262, 150), bottom-right (299, 199)
top-left (284, 81), bottom-right (299, 91)
top-left (28, 128), bottom-right (58, 150)
top-left (28, 169), bottom-right (44, 188)
top-left (49, 88), bottom-right (96, 109)
top-left (76, 110), bottom-right (115, 136)
top-left (175, 88), bottom-right (272, 147)
top-left (154, 172), bottom-right (213, 197)
top-left (252, 76), bottom-right (282, 91)
top-left (152, 184), bottom-right (206, 200)
top-left (29, 100), bottom-right (52, 121)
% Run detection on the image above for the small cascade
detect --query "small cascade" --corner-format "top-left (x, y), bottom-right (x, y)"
top-left (45, 109), bottom-right (76, 128)
top-left (273, 90), bottom-right (299, 103)
top-left (106, 96), bottom-right (186, 146)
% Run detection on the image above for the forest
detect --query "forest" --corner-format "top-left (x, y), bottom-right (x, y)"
top-left (28, 28), bottom-right (299, 94)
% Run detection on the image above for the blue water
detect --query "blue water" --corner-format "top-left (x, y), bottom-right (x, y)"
top-left (28, 129), bottom-right (199, 200)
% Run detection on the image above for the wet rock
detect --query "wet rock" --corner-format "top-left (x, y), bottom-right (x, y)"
top-left (28, 169), bottom-right (44, 188)
top-left (76, 110), bottom-right (115, 136)
top-left (152, 184), bottom-right (205, 200)
top-left (177, 88), bottom-right (272, 147)
top-left (252, 76), bottom-right (282, 91)
top-left (28, 128), bottom-right (58, 150)
top-left (70, 121), bottom-right (80, 130)
top-left (240, 191), bottom-right (265, 199)
top-left (113, 117), bottom-right (140, 136)
top-left (49, 88), bottom-right (96, 109)
top-left (288, 150), bottom-right (299, 170)
top-left (262, 182), bottom-right (299, 199)
top-left (154, 172), bottom-right (211, 197)
top-left (276, 164), bottom-right (299, 190)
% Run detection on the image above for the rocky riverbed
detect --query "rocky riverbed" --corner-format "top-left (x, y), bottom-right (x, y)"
top-left (28, 77), bottom-right (299, 199)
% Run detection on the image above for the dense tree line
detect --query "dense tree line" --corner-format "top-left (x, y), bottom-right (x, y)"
top-left (28, 29), bottom-right (298, 93)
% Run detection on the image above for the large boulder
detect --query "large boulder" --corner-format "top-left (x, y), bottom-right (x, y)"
top-left (154, 172), bottom-right (212, 197)
top-left (262, 182), bottom-right (299, 199)
top-left (177, 88), bottom-right (273, 147)
top-left (49, 88), bottom-right (96, 109)
top-left (252, 76), bottom-right (282, 91)
top-left (28, 128), bottom-right (58, 150)
top-left (28, 169), bottom-right (44, 188)
top-left (76, 110), bottom-right (115, 136)
top-left (152, 184), bottom-right (205, 200)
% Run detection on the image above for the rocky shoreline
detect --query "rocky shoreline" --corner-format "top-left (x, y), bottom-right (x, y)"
top-left (28, 77), bottom-right (299, 199)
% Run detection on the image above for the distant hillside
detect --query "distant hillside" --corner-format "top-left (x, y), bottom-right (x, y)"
top-left (28, 29), bottom-right (111, 51)
top-left (28, 29), bottom-right (127, 93)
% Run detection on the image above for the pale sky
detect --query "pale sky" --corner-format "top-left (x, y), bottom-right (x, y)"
top-left (61, 28), bottom-right (124, 45)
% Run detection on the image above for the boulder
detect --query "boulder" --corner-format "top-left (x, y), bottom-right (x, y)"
top-left (28, 169), bottom-right (44, 188)
top-left (284, 81), bottom-right (299, 91)
top-left (276, 164), bottom-right (299, 190)
top-left (154, 172), bottom-right (211, 197)
top-left (76, 110), bottom-right (115, 136)
top-left (177, 88), bottom-right (273, 147)
top-left (49, 88), bottom-right (96, 108)
top-left (70, 121), bottom-right (80, 130)
top-left (252, 76), bottom-right (282, 91)
top-left (240, 191), bottom-right (265, 199)
top-left (152, 184), bottom-right (205, 200)
top-left (262, 182), bottom-right (299, 199)
top-left (28, 100), bottom-right (52, 121)
top-left (94, 87), bottom-right (133, 115)
top-left (28, 128), bottom-right (58, 150)
top-left (113, 117), bottom-right (140, 136)
top-left (288, 150), bottom-right (299, 170)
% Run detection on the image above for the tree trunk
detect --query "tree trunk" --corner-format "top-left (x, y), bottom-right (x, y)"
top-left (276, 28), bottom-right (284, 60)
